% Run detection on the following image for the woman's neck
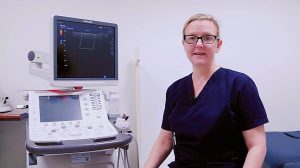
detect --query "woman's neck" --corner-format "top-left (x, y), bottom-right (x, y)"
top-left (192, 63), bottom-right (220, 82)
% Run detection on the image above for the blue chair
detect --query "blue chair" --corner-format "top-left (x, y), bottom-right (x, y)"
top-left (264, 131), bottom-right (300, 168)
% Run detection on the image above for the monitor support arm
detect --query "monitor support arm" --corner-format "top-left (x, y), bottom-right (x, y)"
top-left (28, 51), bottom-right (51, 82)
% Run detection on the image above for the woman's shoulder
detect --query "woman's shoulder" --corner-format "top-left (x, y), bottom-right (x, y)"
top-left (168, 73), bottom-right (192, 91)
top-left (220, 67), bottom-right (253, 83)
top-left (165, 74), bottom-right (192, 97)
top-left (219, 67), bottom-right (259, 94)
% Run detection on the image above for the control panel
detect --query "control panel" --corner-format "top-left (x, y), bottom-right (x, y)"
top-left (28, 90), bottom-right (118, 143)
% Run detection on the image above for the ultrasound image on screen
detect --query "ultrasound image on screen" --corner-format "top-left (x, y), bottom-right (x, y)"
top-left (56, 20), bottom-right (116, 79)
top-left (39, 95), bottom-right (82, 122)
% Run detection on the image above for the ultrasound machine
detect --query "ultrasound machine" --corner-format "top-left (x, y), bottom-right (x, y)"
top-left (26, 16), bottom-right (132, 168)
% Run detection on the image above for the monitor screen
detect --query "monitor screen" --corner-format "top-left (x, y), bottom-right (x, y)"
top-left (52, 16), bottom-right (118, 87)
top-left (39, 95), bottom-right (81, 122)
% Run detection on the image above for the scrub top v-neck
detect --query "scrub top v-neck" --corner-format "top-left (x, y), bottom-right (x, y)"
top-left (189, 67), bottom-right (220, 105)
top-left (161, 67), bottom-right (269, 167)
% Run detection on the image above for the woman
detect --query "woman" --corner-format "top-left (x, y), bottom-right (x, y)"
top-left (144, 14), bottom-right (268, 168)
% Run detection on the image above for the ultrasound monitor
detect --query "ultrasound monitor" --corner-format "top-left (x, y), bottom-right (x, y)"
top-left (28, 16), bottom-right (119, 143)
top-left (51, 16), bottom-right (118, 87)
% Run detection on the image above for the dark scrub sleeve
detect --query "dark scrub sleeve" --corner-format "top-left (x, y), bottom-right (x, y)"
top-left (232, 74), bottom-right (269, 131)
top-left (161, 84), bottom-right (176, 131)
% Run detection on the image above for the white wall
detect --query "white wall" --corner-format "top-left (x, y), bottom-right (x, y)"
top-left (1, 0), bottom-right (300, 168)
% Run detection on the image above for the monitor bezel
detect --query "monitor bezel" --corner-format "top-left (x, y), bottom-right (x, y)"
top-left (51, 15), bottom-right (118, 88)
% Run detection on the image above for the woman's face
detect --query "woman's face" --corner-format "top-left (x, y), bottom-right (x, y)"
top-left (183, 20), bottom-right (222, 67)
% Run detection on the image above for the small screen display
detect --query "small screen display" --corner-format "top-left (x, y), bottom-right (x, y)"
top-left (39, 95), bottom-right (82, 122)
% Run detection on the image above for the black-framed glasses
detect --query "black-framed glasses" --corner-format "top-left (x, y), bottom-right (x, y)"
top-left (183, 35), bottom-right (219, 44)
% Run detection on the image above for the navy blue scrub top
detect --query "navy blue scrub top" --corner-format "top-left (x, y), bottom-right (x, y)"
top-left (161, 67), bottom-right (269, 168)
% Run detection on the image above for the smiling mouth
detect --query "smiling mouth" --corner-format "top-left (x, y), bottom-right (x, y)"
top-left (193, 52), bottom-right (206, 55)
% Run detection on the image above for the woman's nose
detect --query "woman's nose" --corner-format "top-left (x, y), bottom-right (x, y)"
top-left (195, 40), bottom-right (204, 48)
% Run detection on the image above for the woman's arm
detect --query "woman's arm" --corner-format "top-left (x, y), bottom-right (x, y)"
top-left (144, 129), bottom-right (173, 168)
top-left (242, 125), bottom-right (267, 168)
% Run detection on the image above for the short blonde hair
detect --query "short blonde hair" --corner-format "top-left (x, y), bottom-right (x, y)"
top-left (182, 13), bottom-right (220, 37)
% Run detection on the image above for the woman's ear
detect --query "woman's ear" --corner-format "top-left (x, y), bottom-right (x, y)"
top-left (216, 39), bottom-right (223, 52)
